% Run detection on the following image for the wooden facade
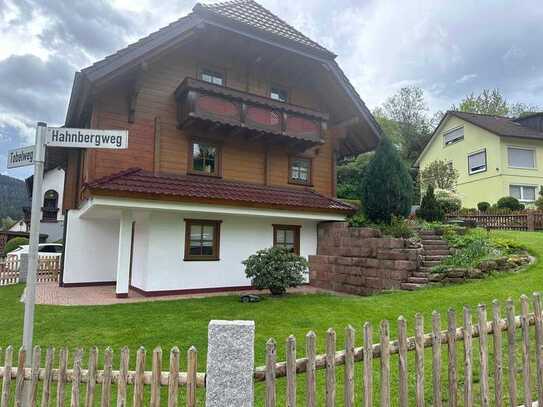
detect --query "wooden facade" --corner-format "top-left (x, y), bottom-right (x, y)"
top-left (64, 35), bottom-right (343, 210)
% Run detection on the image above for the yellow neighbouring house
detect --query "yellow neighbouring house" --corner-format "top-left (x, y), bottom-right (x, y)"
top-left (415, 111), bottom-right (543, 208)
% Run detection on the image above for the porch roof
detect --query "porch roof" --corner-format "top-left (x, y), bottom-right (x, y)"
top-left (85, 168), bottom-right (355, 214)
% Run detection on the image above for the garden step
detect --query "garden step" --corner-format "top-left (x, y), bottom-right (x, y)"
top-left (423, 249), bottom-right (450, 256)
top-left (421, 239), bottom-right (448, 245)
top-left (419, 266), bottom-right (435, 273)
top-left (411, 272), bottom-right (430, 278)
top-left (407, 277), bottom-right (429, 284)
top-left (423, 255), bottom-right (448, 262)
top-left (422, 260), bottom-right (441, 267)
top-left (419, 234), bottom-right (442, 240)
top-left (400, 282), bottom-right (426, 291)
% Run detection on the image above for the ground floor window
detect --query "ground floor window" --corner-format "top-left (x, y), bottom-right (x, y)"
top-left (509, 185), bottom-right (537, 202)
top-left (273, 224), bottom-right (301, 255)
top-left (184, 219), bottom-right (221, 261)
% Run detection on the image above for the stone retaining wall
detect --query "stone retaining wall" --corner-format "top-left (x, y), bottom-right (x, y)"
top-left (309, 222), bottom-right (422, 295)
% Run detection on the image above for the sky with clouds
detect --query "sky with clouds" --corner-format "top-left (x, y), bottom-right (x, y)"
top-left (1, 0), bottom-right (542, 178)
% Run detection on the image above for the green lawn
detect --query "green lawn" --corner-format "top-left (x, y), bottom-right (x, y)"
top-left (0, 230), bottom-right (542, 405)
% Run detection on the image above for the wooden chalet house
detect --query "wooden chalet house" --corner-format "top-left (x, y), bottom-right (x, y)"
top-left (48, 0), bottom-right (381, 297)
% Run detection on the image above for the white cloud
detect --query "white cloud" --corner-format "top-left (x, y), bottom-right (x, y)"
top-left (456, 74), bottom-right (478, 84)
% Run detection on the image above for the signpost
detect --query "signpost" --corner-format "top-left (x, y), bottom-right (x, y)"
top-left (5, 123), bottom-right (128, 396)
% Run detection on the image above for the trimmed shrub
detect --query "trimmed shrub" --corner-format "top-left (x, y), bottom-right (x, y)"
top-left (243, 246), bottom-right (308, 295)
top-left (536, 188), bottom-right (543, 210)
top-left (477, 202), bottom-right (491, 212)
top-left (416, 185), bottom-right (444, 222)
top-left (3, 237), bottom-right (28, 255)
top-left (360, 137), bottom-right (413, 223)
top-left (435, 188), bottom-right (461, 213)
top-left (497, 196), bottom-right (523, 211)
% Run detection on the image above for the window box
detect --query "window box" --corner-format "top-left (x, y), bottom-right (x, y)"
top-left (184, 219), bottom-right (221, 261)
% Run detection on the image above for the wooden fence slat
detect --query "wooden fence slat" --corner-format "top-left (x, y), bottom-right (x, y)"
top-left (167, 347), bottom-right (179, 407)
top-left (1, 346), bottom-right (13, 407)
top-left (431, 311), bottom-right (442, 407)
top-left (380, 320), bottom-right (390, 407)
top-left (363, 322), bottom-right (372, 407)
top-left (265, 339), bottom-right (276, 407)
top-left (415, 314), bottom-right (424, 407)
top-left (71, 349), bottom-right (83, 407)
top-left (506, 299), bottom-right (517, 407)
top-left (41, 347), bottom-right (54, 407)
top-left (15, 348), bottom-right (25, 407)
top-left (286, 336), bottom-right (296, 407)
top-left (478, 305), bottom-right (490, 407)
top-left (534, 292), bottom-right (543, 404)
top-left (151, 347), bottom-right (162, 407)
top-left (463, 307), bottom-right (473, 407)
top-left (325, 329), bottom-right (335, 407)
top-left (29, 346), bottom-right (41, 406)
top-left (344, 326), bottom-right (355, 407)
top-left (491, 300), bottom-right (503, 407)
top-left (133, 347), bottom-right (146, 407)
top-left (57, 348), bottom-right (68, 407)
top-left (85, 347), bottom-right (98, 407)
top-left (100, 348), bottom-right (113, 407)
top-left (447, 309), bottom-right (458, 407)
top-left (398, 317), bottom-right (408, 407)
top-left (116, 347), bottom-right (129, 407)
top-left (186, 346), bottom-right (197, 407)
top-left (520, 295), bottom-right (532, 407)
top-left (306, 331), bottom-right (316, 407)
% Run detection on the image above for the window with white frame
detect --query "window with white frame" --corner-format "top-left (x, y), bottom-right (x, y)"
top-left (508, 147), bottom-right (536, 169)
top-left (509, 185), bottom-right (537, 202)
top-left (443, 127), bottom-right (464, 146)
top-left (468, 150), bottom-right (487, 174)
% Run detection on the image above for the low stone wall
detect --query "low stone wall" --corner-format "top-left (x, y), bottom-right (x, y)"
top-left (429, 254), bottom-right (532, 284)
top-left (309, 222), bottom-right (422, 295)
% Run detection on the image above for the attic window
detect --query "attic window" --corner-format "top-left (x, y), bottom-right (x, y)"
top-left (443, 127), bottom-right (464, 146)
top-left (270, 86), bottom-right (288, 102)
top-left (201, 69), bottom-right (224, 86)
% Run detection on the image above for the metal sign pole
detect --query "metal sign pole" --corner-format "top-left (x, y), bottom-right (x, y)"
top-left (22, 122), bottom-right (47, 355)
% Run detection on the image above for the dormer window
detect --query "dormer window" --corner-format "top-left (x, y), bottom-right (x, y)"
top-left (201, 69), bottom-right (224, 86)
top-left (270, 86), bottom-right (288, 102)
top-left (443, 127), bottom-right (464, 146)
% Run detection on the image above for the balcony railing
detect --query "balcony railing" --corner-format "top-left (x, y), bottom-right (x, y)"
top-left (41, 207), bottom-right (59, 222)
top-left (175, 78), bottom-right (328, 145)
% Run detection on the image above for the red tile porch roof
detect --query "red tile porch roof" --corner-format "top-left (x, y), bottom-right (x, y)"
top-left (85, 168), bottom-right (355, 213)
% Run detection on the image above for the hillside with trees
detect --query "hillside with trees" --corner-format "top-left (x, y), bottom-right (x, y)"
top-left (0, 174), bottom-right (28, 222)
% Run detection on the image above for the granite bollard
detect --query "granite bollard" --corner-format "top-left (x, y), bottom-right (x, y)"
top-left (205, 320), bottom-right (255, 407)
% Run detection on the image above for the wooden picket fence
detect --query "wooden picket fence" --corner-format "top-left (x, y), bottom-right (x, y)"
top-left (0, 256), bottom-right (60, 286)
top-left (0, 346), bottom-right (204, 407)
top-left (257, 293), bottom-right (543, 407)
top-left (447, 210), bottom-right (543, 231)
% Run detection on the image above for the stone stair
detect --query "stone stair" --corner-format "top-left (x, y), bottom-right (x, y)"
top-left (400, 229), bottom-right (450, 291)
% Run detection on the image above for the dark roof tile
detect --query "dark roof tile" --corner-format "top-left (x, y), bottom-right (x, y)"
top-left (450, 111), bottom-right (543, 140)
top-left (86, 168), bottom-right (354, 213)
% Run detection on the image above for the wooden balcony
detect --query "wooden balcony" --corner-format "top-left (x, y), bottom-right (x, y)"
top-left (175, 78), bottom-right (328, 147)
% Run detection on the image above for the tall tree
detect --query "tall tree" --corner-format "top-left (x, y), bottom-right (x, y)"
top-left (381, 86), bottom-right (432, 163)
top-left (336, 153), bottom-right (373, 200)
top-left (451, 88), bottom-right (540, 117)
top-left (361, 137), bottom-right (413, 223)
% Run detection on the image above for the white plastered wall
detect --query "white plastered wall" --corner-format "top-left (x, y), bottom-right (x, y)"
top-left (62, 209), bottom-right (119, 284)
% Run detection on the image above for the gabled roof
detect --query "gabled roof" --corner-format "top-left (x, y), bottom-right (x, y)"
top-left (449, 111), bottom-right (543, 140)
top-left (65, 0), bottom-right (381, 151)
top-left (415, 111), bottom-right (543, 166)
top-left (194, 0), bottom-right (334, 57)
top-left (86, 168), bottom-right (356, 213)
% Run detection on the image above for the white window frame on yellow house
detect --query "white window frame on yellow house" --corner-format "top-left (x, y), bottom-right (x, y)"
top-left (443, 126), bottom-right (464, 147)
top-left (507, 145), bottom-right (537, 170)
top-left (467, 148), bottom-right (487, 175)
top-left (509, 183), bottom-right (538, 203)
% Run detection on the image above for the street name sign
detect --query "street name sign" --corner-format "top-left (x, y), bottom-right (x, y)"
top-left (46, 127), bottom-right (129, 149)
top-left (7, 145), bottom-right (34, 168)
